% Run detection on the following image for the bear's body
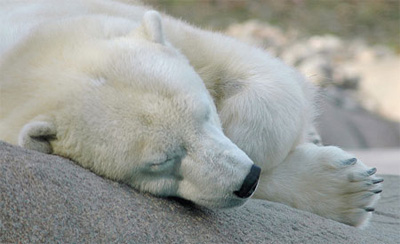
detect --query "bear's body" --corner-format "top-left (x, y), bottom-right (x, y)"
top-left (0, 0), bottom-right (381, 228)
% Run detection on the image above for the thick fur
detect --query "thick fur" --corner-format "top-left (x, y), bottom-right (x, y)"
top-left (0, 0), bottom-right (381, 228)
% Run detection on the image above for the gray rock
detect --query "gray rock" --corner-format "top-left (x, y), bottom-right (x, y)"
top-left (317, 91), bottom-right (400, 148)
top-left (1, 141), bottom-right (398, 243)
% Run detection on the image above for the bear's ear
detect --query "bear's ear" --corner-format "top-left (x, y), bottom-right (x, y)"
top-left (18, 121), bottom-right (56, 154)
top-left (142, 10), bottom-right (165, 45)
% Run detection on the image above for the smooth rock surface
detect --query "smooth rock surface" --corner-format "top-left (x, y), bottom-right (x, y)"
top-left (1, 141), bottom-right (399, 243)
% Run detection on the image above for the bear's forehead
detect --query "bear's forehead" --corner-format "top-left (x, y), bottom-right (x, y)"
top-left (136, 94), bottom-right (212, 124)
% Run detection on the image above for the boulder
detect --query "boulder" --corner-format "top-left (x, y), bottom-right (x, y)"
top-left (1, 141), bottom-right (398, 243)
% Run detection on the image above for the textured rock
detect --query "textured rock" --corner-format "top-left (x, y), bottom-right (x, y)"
top-left (1, 141), bottom-right (398, 243)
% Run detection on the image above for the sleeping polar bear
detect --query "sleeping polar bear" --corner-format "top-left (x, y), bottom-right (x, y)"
top-left (0, 0), bottom-right (382, 228)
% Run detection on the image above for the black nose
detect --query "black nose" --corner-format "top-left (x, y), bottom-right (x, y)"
top-left (234, 165), bottom-right (261, 199)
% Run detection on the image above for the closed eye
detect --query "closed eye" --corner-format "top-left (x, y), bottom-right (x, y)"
top-left (149, 157), bottom-right (177, 171)
top-left (150, 158), bottom-right (172, 167)
top-left (145, 148), bottom-right (185, 172)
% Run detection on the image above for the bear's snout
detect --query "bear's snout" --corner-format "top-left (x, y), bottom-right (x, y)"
top-left (234, 164), bottom-right (261, 199)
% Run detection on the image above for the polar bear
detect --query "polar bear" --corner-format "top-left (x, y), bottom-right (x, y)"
top-left (0, 0), bottom-right (382, 228)
top-left (0, 5), bottom-right (258, 209)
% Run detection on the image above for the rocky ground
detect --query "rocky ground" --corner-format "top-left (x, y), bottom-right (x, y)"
top-left (1, 141), bottom-right (399, 243)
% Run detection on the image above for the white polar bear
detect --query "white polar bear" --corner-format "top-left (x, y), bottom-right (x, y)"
top-left (0, 0), bottom-right (382, 228)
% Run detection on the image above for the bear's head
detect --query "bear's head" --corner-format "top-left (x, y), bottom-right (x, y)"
top-left (17, 11), bottom-right (259, 208)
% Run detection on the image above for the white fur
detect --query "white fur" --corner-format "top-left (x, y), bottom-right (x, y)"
top-left (0, 0), bottom-right (381, 227)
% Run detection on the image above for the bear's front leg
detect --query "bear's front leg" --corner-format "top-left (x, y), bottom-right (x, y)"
top-left (253, 143), bottom-right (382, 228)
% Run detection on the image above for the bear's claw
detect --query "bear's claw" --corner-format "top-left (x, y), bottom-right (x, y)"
top-left (372, 178), bottom-right (384, 184)
top-left (343, 158), bottom-right (357, 166)
top-left (372, 189), bottom-right (382, 194)
top-left (367, 168), bottom-right (377, 176)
